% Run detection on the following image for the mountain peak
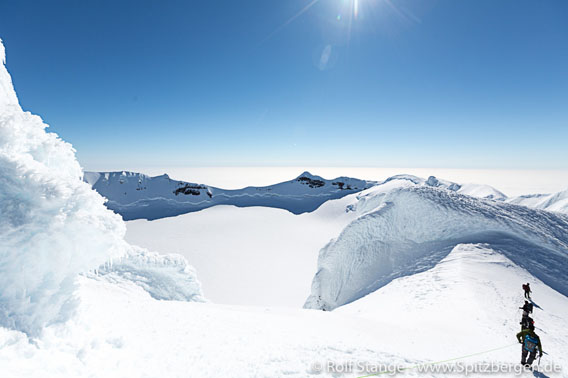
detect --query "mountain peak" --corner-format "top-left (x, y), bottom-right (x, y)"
top-left (296, 171), bottom-right (316, 179)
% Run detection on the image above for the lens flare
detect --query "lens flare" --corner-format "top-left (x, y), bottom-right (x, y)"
top-left (263, 0), bottom-right (420, 45)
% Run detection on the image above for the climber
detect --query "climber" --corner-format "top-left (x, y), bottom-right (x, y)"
top-left (519, 300), bottom-right (533, 317)
top-left (519, 314), bottom-right (534, 331)
top-left (516, 324), bottom-right (543, 367)
top-left (522, 283), bottom-right (531, 300)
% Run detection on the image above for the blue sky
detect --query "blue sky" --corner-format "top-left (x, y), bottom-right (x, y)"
top-left (1, 0), bottom-right (567, 169)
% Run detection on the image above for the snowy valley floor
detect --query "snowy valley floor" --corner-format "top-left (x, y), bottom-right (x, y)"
top-left (125, 197), bottom-right (359, 307)
top-left (1, 244), bottom-right (566, 377)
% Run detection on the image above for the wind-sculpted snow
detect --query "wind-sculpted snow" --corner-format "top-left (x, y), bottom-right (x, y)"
top-left (305, 183), bottom-right (568, 311)
top-left (86, 171), bottom-right (372, 220)
top-left (0, 39), bottom-right (203, 335)
top-left (95, 246), bottom-right (205, 302)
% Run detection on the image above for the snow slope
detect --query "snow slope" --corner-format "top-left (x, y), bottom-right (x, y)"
top-left (508, 189), bottom-right (568, 214)
top-left (0, 39), bottom-right (203, 336)
top-left (337, 243), bottom-right (568, 370)
top-left (378, 174), bottom-right (508, 200)
top-left (306, 179), bottom-right (568, 311)
top-left (85, 170), bottom-right (372, 220)
top-left (1, 243), bottom-right (566, 377)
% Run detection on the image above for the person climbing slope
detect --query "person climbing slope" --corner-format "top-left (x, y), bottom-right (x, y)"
top-left (516, 324), bottom-right (543, 367)
top-left (522, 283), bottom-right (531, 300)
top-left (520, 314), bottom-right (534, 331)
top-left (519, 300), bottom-right (533, 317)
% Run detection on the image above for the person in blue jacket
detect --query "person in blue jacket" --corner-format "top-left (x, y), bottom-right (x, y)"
top-left (516, 324), bottom-right (543, 367)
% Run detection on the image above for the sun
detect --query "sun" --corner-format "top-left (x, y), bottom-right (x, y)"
top-left (264, 0), bottom-right (363, 42)
top-left (263, 0), bottom-right (416, 45)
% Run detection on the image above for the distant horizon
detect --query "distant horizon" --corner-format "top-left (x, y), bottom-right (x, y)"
top-left (81, 165), bottom-right (568, 197)
top-left (1, 0), bottom-right (567, 169)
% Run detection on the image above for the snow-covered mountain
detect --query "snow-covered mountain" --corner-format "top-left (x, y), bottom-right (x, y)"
top-left (2, 38), bottom-right (568, 377)
top-left (85, 171), bottom-right (373, 220)
top-left (507, 189), bottom-right (568, 214)
top-left (88, 169), bottom-right (568, 225)
top-left (377, 173), bottom-right (508, 200)
top-left (305, 178), bottom-right (568, 311)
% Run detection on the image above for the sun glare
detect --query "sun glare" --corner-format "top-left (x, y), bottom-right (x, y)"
top-left (264, 0), bottom-right (417, 45)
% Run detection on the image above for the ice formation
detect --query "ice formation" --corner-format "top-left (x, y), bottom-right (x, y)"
top-left (95, 247), bottom-right (204, 302)
top-left (305, 180), bottom-right (568, 311)
top-left (0, 39), bottom-right (202, 335)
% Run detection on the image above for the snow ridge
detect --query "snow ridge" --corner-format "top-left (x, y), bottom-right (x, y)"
top-left (85, 170), bottom-right (373, 220)
top-left (305, 182), bottom-right (568, 311)
top-left (379, 174), bottom-right (507, 200)
top-left (507, 188), bottom-right (568, 214)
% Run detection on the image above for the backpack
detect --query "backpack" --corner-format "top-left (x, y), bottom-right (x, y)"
top-left (521, 317), bottom-right (534, 329)
top-left (524, 334), bottom-right (539, 352)
top-left (522, 284), bottom-right (528, 291)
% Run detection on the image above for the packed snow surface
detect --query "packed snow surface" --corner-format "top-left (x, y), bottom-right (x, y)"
top-left (85, 170), bottom-right (373, 220)
top-left (0, 39), bottom-right (202, 335)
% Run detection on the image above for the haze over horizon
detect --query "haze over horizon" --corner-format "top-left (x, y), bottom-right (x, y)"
top-left (1, 0), bottom-right (567, 169)
top-left (81, 166), bottom-right (568, 197)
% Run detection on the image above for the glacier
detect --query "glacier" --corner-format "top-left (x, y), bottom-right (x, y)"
top-left (0, 39), bottom-right (203, 335)
top-left (305, 178), bottom-right (568, 311)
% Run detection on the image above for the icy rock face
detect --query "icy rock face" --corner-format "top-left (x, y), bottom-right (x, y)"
top-left (305, 184), bottom-right (568, 311)
top-left (0, 39), bottom-right (203, 334)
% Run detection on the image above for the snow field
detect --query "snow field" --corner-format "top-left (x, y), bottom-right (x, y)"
top-left (2, 243), bottom-right (566, 377)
